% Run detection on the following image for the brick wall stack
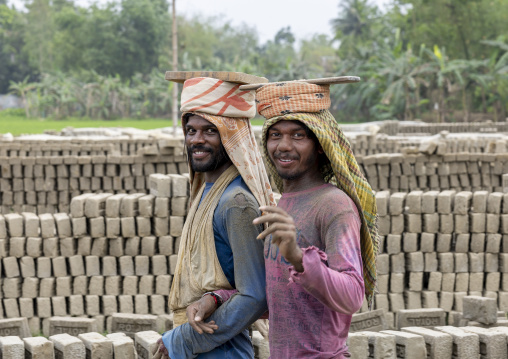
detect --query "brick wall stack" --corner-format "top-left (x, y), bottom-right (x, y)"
top-left (360, 190), bottom-right (508, 329)
top-left (0, 173), bottom-right (188, 336)
top-left (357, 152), bottom-right (508, 193)
top-left (0, 136), bottom-right (187, 214)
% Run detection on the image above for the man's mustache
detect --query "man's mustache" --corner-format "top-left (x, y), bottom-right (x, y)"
top-left (273, 152), bottom-right (299, 161)
top-left (188, 145), bottom-right (213, 153)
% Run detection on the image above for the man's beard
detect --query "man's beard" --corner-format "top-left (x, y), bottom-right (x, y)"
top-left (187, 144), bottom-right (229, 173)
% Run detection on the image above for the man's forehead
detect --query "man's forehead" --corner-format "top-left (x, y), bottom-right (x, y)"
top-left (269, 120), bottom-right (307, 131)
top-left (185, 115), bottom-right (216, 128)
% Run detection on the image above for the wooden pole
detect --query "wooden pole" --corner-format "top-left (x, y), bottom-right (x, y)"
top-left (172, 0), bottom-right (178, 134)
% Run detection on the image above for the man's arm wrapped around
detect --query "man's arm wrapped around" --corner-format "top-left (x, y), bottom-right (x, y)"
top-left (162, 188), bottom-right (267, 358)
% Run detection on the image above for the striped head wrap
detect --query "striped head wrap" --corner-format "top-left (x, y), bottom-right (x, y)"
top-left (181, 77), bottom-right (275, 211)
top-left (256, 81), bottom-right (379, 307)
top-left (181, 77), bottom-right (256, 119)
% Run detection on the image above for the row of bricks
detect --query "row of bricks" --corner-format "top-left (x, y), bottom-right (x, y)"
top-left (2, 254), bottom-right (178, 278)
top-left (1, 274), bottom-right (174, 298)
top-left (0, 212), bottom-right (185, 240)
top-left (348, 326), bottom-right (508, 359)
top-left (0, 171), bottom-right (189, 200)
top-left (1, 192), bottom-right (189, 214)
top-left (368, 174), bottom-right (504, 193)
top-left (0, 204), bottom-right (70, 215)
top-left (377, 213), bottom-right (508, 235)
top-left (1, 182), bottom-right (189, 219)
top-left (0, 329), bottom-right (160, 358)
top-left (0, 194), bottom-right (188, 216)
top-left (378, 233), bottom-right (508, 254)
top-left (0, 254), bottom-right (179, 279)
top-left (0, 294), bottom-right (171, 319)
top-left (0, 236), bottom-right (180, 258)
top-left (378, 272), bottom-right (506, 294)
top-left (358, 152), bottom-right (507, 167)
top-left (376, 190), bottom-right (508, 215)
top-left (367, 159), bottom-right (505, 177)
top-left (0, 157), bottom-right (185, 176)
top-left (373, 291), bottom-right (508, 313)
top-left (377, 252), bottom-right (508, 273)
top-left (1, 134), bottom-right (183, 151)
top-left (0, 177), bottom-right (153, 193)
top-left (0, 218), bottom-right (183, 243)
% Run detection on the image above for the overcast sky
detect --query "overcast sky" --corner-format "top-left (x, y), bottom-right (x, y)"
top-left (9, 0), bottom-right (392, 43)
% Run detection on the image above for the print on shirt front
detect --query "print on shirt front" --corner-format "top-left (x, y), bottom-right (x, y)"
top-left (264, 183), bottom-right (364, 358)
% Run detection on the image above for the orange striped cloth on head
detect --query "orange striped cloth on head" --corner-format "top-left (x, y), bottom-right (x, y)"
top-left (256, 82), bottom-right (331, 119)
top-left (169, 77), bottom-right (275, 321)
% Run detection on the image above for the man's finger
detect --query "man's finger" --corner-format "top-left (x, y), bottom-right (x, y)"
top-left (259, 206), bottom-right (290, 216)
top-left (194, 303), bottom-right (208, 322)
top-left (253, 213), bottom-right (292, 226)
top-left (188, 306), bottom-right (204, 334)
top-left (195, 321), bottom-right (219, 334)
top-left (270, 230), bottom-right (298, 248)
top-left (257, 223), bottom-right (294, 240)
top-left (152, 347), bottom-right (163, 359)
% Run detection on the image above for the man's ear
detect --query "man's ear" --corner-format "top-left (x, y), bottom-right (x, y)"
top-left (317, 145), bottom-right (324, 154)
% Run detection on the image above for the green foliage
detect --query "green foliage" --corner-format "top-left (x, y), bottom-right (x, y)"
top-left (0, 0), bottom-right (507, 124)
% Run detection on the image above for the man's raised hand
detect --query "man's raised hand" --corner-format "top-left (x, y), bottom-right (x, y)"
top-left (253, 206), bottom-right (304, 272)
top-left (186, 295), bottom-right (219, 334)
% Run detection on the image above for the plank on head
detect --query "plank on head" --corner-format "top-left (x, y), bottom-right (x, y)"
top-left (239, 76), bottom-right (361, 90)
top-left (165, 71), bottom-right (269, 85)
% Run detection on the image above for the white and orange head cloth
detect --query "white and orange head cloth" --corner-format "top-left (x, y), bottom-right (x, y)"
top-left (180, 77), bottom-right (276, 209)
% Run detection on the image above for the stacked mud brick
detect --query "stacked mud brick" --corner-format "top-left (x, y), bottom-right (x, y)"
top-left (0, 136), bottom-right (187, 214)
top-left (397, 120), bottom-right (508, 135)
top-left (357, 152), bottom-right (508, 192)
top-left (348, 296), bottom-right (508, 358)
top-left (361, 190), bottom-right (508, 329)
top-left (0, 321), bottom-right (162, 359)
top-left (0, 173), bottom-right (188, 336)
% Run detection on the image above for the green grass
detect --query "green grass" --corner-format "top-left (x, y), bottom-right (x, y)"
top-left (0, 112), bottom-right (267, 136)
top-left (0, 110), bottom-right (354, 136)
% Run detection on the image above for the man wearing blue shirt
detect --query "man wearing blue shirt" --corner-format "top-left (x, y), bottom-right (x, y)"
top-left (153, 76), bottom-right (275, 358)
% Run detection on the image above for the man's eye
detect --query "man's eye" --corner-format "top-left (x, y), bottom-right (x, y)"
top-left (206, 129), bottom-right (216, 133)
top-left (270, 133), bottom-right (280, 137)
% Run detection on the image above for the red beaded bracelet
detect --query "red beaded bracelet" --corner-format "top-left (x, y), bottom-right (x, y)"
top-left (203, 292), bottom-right (222, 307)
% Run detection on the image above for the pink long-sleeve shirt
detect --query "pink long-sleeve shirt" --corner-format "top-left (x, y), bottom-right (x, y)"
top-left (215, 183), bottom-right (364, 358)
top-left (265, 183), bottom-right (364, 358)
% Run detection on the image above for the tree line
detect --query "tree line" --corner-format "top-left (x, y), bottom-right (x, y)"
top-left (1, 0), bottom-right (508, 122)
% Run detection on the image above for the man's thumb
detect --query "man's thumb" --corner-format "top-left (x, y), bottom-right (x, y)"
top-left (195, 306), bottom-right (207, 322)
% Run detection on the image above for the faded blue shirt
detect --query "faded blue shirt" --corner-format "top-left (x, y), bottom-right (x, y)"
top-left (162, 175), bottom-right (267, 358)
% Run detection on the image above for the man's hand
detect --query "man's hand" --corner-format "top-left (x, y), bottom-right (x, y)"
top-left (186, 295), bottom-right (220, 334)
top-left (152, 338), bottom-right (170, 359)
top-left (253, 206), bottom-right (304, 272)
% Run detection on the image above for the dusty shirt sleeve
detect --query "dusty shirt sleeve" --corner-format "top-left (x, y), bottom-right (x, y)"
top-left (163, 192), bottom-right (267, 357)
top-left (214, 289), bottom-right (238, 303)
top-left (288, 208), bottom-right (364, 315)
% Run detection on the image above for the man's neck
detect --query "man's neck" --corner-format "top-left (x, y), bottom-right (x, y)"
top-left (282, 173), bottom-right (325, 193)
top-left (204, 161), bottom-right (233, 183)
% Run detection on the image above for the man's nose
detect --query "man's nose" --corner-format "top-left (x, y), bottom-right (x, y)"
top-left (277, 135), bottom-right (292, 151)
top-left (190, 131), bottom-right (206, 144)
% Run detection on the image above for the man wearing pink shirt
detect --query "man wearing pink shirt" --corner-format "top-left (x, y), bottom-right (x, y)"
top-left (188, 81), bottom-right (379, 358)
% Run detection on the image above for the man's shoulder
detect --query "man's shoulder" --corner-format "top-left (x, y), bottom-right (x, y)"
top-left (219, 175), bottom-right (259, 209)
top-left (310, 184), bottom-right (358, 215)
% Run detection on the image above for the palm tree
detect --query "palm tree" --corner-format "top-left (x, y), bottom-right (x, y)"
top-left (9, 76), bottom-right (36, 117)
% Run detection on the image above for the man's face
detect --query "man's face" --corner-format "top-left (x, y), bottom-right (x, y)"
top-left (185, 115), bottom-right (229, 173)
top-left (266, 120), bottom-right (321, 181)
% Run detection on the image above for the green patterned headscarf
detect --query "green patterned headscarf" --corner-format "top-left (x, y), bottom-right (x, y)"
top-left (257, 82), bottom-right (379, 307)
